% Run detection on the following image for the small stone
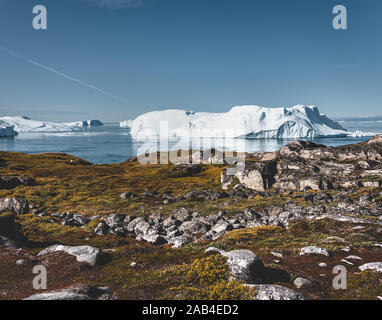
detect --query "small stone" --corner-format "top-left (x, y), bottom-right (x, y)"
top-left (16, 259), bottom-right (27, 265)
top-left (293, 277), bottom-right (313, 289)
top-left (345, 255), bottom-right (362, 261)
top-left (341, 259), bottom-right (354, 266)
top-left (130, 262), bottom-right (136, 267)
top-left (318, 262), bottom-right (327, 268)
top-left (300, 246), bottom-right (331, 257)
top-left (270, 251), bottom-right (283, 259)
top-left (324, 236), bottom-right (345, 243)
top-left (359, 262), bottom-right (382, 273)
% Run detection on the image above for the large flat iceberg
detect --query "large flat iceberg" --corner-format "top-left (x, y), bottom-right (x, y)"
top-left (130, 105), bottom-right (347, 139)
top-left (0, 116), bottom-right (103, 133)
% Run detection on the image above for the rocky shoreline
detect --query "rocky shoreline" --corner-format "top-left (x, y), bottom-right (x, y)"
top-left (0, 135), bottom-right (382, 300)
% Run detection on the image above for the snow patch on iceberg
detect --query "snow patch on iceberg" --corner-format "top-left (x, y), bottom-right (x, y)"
top-left (130, 105), bottom-right (347, 140)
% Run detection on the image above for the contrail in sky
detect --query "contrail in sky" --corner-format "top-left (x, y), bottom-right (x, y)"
top-left (0, 45), bottom-right (127, 104)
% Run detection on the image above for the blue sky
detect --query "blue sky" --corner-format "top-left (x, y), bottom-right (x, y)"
top-left (0, 0), bottom-right (381, 122)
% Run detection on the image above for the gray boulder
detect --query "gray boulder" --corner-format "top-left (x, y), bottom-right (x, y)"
top-left (134, 220), bottom-right (151, 235)
top-left (211, 220), bottom-right (233, 234)
top-left (141, 234), bottom-right (167, 246)
top-left (38, 245), bottom-right (104, 266)
top-left (170, 235), bottom-right (191, 248)
top-left (94, 221), bottom-right (109, 235)
top-left (24, 292), bottom-right (91, 300)
top-left (102, 214), bottom-right (125, 228)
top-left (221, 249), bottom-right (265, 284)
top-left (0, 197), bottom-right (29, 214)
top-left (178, 220), bottom-right (211, 235)
top-left (0, 176), bottom-right (36, 190)
top-left (174, 208), bottom-right (192, 222)
top-left (247, 284), bottom-right (306, 300)
top-left (126, 217), bottom-right (146, 232)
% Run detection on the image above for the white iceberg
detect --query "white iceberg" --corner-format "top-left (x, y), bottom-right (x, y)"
top-left (130, 105), bottom-right (347, 140)
top-left (120, 120), bottom-right (133, 128)
top-left (0, 116), bottom-right (103, 133)
top-left (0, 120), bottom-right (18, 137)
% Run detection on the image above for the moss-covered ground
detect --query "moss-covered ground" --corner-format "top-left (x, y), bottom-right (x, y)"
top-left (0, 151), bottom-right (381, 300)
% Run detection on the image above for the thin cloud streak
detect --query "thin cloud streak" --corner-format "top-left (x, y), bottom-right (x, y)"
top-left (0, 46), bottom-right (127, 105)
top-left (73, 0), bottom-right (144, 9)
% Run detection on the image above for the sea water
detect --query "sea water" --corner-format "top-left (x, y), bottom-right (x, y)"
top-left (0, 121), bottom-right (381, 164)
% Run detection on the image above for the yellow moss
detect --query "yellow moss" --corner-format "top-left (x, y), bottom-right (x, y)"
top-left (171, 255), bottom-right (255, 300)
top-left (204, 280), bottom-right (255, 300)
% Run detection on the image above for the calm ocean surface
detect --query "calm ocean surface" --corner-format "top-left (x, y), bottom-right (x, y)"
top-left (0, 121), bottom-right (381, 164)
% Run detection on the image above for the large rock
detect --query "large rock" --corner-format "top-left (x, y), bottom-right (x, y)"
top-left (102, 214), bottom-right (125, 229)
top-left (24, 292), bottom-right (91, 300)
top-left (368, 134), bottom-right (382, 145)
top-left (0, 197), bottom-right (29, 214)
top-left (24, 283), bottom-right (114, 300)
top-left (221, 249), bottom-right (265, 284)
top-left (0, 176), bottom-right (36, 190)
top-left (94, 221), bottom-right (109, 235)
top-left (141, 233), bottom-right (167, 245)
top-left (247, 284), bottom-right (306, 300)
top-left (38, 245), bottom-right (105, 266)
top-left (134, 220), bottom-right (151, 235)
top-left (169, 235), bottom-right (191, 248)
top-left (178, 220), bottom-right (211, 235)
top-left (211, 220), bottom-right (233, 234)
top-left (126, 216), bottom-right (146, 232)
top-left (174, 208), bottom-right (192, 222)
top-left (279, 140), bottom-right (325, 157)
top-left (236, 161), bottom-right (278, 191)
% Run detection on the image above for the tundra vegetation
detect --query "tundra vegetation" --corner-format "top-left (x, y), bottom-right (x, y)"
top-left (0, 136), bottom-right (382, 300)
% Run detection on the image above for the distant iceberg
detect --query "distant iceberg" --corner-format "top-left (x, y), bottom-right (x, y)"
top-left (120, 120), bottom-right (133, 129)
top-left (64, 120), bottom-right (104, 127)
top-left (130, 105), bottom-right (347, 140)
top-left (0, 116), bottom-right (102, 133)
top-left (0, 120), bottom-right (18, 137)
